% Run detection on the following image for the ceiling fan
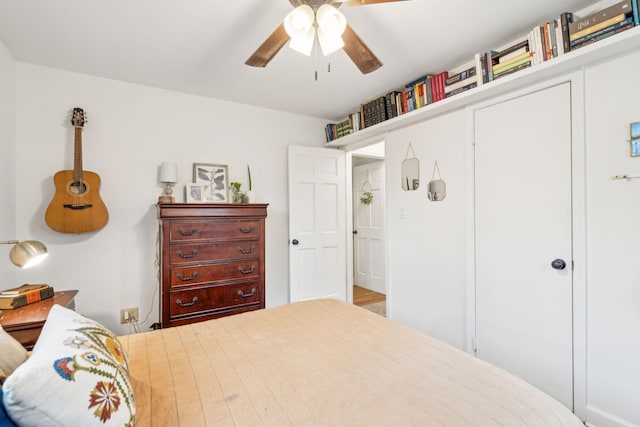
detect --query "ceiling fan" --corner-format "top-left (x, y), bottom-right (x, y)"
top-left (245, 0), bottom-right (407, 74)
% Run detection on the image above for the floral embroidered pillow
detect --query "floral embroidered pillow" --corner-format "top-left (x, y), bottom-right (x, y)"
top-left (2, 304), bottom-right (135, 427)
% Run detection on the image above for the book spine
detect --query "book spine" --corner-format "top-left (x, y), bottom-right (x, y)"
top-left (570, 21), bottom-right (635, 49)
top-left (570, 17), bottom-right (634, 46)
top-left (444, 75), bottom-right (478, 93)
top-left (493, 61), bottom-right (532, 79)
top-left (569, 0), bottom-right (632, 33)
top-left (492, 56), bottom-right (533, 75)
top-left (561, 12), bottom-right (574, 53)
top-left (445, 66), bottom-right (476, 85)
top-left (492, 39), bottom-right (529, 61)
top-left (549, 20), bottom-right (558, 57)
top-left (444, 81), bottom-right (478, 98)
top-left (492, 51), bottom-right (533, 72)
top-left (0, 286), bottom-right (54, 309)
top-left (570, 13), bottom-right (627, 41)
top-left (632, 0), bottom-right (640, 25)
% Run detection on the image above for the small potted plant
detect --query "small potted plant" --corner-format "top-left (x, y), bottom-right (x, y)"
top-left (229, 181), bottom-right (244, 203)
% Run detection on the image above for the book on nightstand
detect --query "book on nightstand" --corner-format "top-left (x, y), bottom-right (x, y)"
top-left (0, 284), bottom-right (54, 309)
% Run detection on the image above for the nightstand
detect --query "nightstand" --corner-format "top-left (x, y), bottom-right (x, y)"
top-left (0, 290), bottom-right (78, 350)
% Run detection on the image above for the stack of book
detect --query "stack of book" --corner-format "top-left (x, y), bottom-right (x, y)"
top-left (0, 284), bottom-right (54, 309)
top-left (360, 96), bottom-right (388, 129)
top-left (568, 0), bottom-right (638, 51)
top-left (483, 40), bottom-right (533, 82)
top-left (445, 65), bottom-right (479, 98)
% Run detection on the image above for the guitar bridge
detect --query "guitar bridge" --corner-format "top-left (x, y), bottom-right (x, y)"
top-left (63, 204), bottom-right (93, 210)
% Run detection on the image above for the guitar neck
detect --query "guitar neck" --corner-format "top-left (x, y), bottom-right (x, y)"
top-left (73, 127), bottom-right (83, 183)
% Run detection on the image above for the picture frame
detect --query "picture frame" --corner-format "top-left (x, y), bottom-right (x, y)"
top-left (193, 163), bottom-right (229, 202)
top-left (185, 183), bottom-right (205, 203)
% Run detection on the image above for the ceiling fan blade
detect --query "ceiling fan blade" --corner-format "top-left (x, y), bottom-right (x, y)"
top-left (342, 24), bottom-right (382, 74)
top-left (339, 0), bottom-right (408, 5)
top-left (245, 23), bottom-right (290, 68)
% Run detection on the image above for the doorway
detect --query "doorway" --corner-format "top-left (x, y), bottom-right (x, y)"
top-left (350, 142), bottom-right (386, 316)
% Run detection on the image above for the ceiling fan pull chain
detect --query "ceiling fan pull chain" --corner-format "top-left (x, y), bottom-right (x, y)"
top-left (328, 62), bottom-right (331, 73)
top-left (315, 70), bottom-right (318, 81)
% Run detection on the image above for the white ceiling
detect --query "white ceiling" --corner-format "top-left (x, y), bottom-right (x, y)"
top-left (0, 0), bottom-right (596, 121)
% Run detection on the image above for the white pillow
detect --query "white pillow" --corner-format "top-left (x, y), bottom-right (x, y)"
top-left (0, 324), bottom-right (29, 384)
top-left (2, 305), bottom-right (135, 427)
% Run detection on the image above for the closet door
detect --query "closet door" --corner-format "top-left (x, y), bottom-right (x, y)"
top-left (474, 82), bottom-right (573, 409)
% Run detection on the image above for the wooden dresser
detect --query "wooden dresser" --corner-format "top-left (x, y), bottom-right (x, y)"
top-left (158, 203), bottom-right (268, 328)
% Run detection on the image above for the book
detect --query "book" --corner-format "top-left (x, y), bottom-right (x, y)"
top-left (560, 12), bottom-right (574, 54)
top-left (569, 0), bottom-right (632, 33)
top-left (444, 81), bottom-right (478, 98)
top-left (632, 0), bottom-right (640, 25)
top-left (571, 20), bottom-right (635, 50)
top-left (492, 61), bottom-right (532, 79)
top-left (0, 285), bottom-right (54, 309)
top-left (1, 283), bottom-right (50, 296)
top-left (570, 13), bottom-right (628, 41)
top-left (492, 51), bottom-right (534, 72)
top-left (570, 16), bottom-right (634, 47)
top-left (445, 75), bottom-right (478, 93)
top-left (445, 66), bottom-right (476, 86)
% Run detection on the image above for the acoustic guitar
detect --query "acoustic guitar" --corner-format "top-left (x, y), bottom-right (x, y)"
top-left (45, 108), bottom-right (109, 233)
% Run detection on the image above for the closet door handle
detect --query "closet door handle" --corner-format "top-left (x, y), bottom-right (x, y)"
top-left (551, 259), bottom-right (567, 270)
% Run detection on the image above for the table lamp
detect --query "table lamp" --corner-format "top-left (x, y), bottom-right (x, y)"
top-left (0, 240), bottom-right (48, 269)
top-left (158, 162), bottom-right (178, 203)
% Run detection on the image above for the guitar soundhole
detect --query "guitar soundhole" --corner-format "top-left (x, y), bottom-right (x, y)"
top-left (68, 181), bottom-right (88, 196)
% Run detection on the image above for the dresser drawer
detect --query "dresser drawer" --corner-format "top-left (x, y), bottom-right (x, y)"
top-left (169, 282), bottom-right (260, 318)
top-left (170, 261), bottom-right (260, 287)
top-left (169, 240), bottom-right (260, 265)
top-left (170, 220), bottom-right (260, 242)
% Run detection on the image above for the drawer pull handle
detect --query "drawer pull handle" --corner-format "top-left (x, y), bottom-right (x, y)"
top-left (237, 265), bottom-right (256, 274)
top-left (237, 288), bottom-right (256, 298)
top-left (238, 245), bottom-right (256, 254)
top-left (176, 297), bottom-right (199, 307)
top-left (176, 249), bottom-right (199, 259)
top-left (177, 228), bottom-right (198, 236)
top-left (176, 272), bottom-right (199, 281)
top-left (238, 226), bottom-right (255, 234)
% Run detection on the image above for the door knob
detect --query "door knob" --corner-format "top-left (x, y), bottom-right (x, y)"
top-left (551, 259), bottom-right (567, 270)
top-left (291, 239), bottom-right (299, 245)
top-left (352, 230), bottom-right (358, 234)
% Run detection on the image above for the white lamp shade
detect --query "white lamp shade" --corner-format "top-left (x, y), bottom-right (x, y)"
top-left (9, 240), bottom-right (48, 269)
top-left (159, 162), bottom-right (178, 183)
top-left (316, 5), bottom-right (346, 37)
top-left (288, 27), bottom-right (316, 56)
top-left (315, 5), bottom-right (346, 56)
top-left (317, 27), bottom-right (345, 56)
top-left (284, 5), bottom-right (315, 39)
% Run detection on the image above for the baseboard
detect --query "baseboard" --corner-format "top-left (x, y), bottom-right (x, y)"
top-left (586, 406), bottom-right (638, 427)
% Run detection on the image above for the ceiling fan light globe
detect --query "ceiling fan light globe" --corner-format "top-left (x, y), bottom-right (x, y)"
top-left (284, 5), bottom-right (315, 38)
top-left (317, 28), bottom-right (344, 56)
top-left (316, 4), bottom-right (347, 37)
top-left (288, 27), bottom-right (315, 56)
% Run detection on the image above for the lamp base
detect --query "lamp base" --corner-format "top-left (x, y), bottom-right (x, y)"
top-left (158, 195), bottom-right (175, 203)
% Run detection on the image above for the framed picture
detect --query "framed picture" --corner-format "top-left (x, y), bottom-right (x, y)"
top-left (185, 183), bottom-right (205, 203)
top-left (193, 163), bottom-right (228, 202)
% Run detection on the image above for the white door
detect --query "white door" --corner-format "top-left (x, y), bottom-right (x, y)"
top-left (288, 145), bottom-right (346, 302)
top-left (353, 161), bottom-right (386, 295)
top-left (474, 83), bottom-right (573, 409)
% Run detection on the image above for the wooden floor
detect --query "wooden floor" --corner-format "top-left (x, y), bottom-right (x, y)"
top-left (353, 285), bottom-right (386, 306)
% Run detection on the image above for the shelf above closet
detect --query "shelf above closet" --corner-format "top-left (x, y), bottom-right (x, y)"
top-left (325, 26), bottom-right (640, 149)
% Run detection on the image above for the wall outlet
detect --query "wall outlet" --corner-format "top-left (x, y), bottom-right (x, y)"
top-left (120, 307), bottom-right (139, 324)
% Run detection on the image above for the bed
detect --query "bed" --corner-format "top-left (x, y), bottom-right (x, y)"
top-left (2, 299), bottom-right (583, 426)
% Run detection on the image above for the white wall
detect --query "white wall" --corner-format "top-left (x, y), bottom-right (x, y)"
top-left (385, 111), bottom-right (469, 349)
top-left (13, 63), bottom-right (328, 334)
top-left (0, 40), bottom-right (16, 285)
top-left (584, 51), bottom-right (640, 427)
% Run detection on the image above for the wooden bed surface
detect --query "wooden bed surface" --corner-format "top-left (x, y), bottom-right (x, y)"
top-left (119, 299), bottom-right (583, 426)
